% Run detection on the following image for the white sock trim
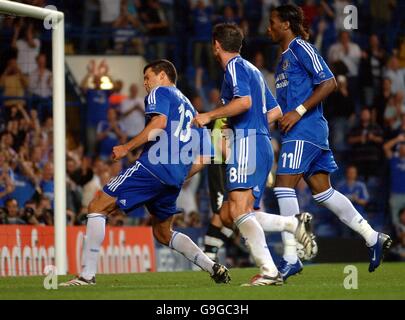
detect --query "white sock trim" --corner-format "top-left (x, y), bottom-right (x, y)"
top-left (169, 231), bottom-right (179, 249)
top-left (313, 187), bottom-right (335, 203)
top-left (274, 187), bottom-right (297, 200)
top-left (87, 213), bottom-right (107, 219)
top-left (234, 212), bottom-right (255, 228)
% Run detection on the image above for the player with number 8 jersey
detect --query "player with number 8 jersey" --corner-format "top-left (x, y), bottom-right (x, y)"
top-left (194, 23), bottom-right (318, 286)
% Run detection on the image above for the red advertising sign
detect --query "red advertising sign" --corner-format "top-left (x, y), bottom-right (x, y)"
top-left (0, 225), bottom-right (156, 276)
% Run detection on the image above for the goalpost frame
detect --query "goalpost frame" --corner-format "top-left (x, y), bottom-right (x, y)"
top-left (0, 1), bottom-right (67, 275)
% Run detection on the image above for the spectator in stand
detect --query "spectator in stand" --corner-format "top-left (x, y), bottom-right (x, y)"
top-left (337, 165), bottom-right (369, 219)
top-left (332, 0), bottom-right (351, 32)
top-left (328, 31), bottom-right (361, 97)
top-left (383, 133), bottom-right (405, 227)
top-left (28, 53), bottom-right (52, 120)
top-left (373, 78), bottom-right (394, 128)
top-left (10, 154), bottom-right (36, 209)
top-left (139, 0), bottom-right (169, 59)
top-left (66, 157), bottom-right (83, 216)
top-left (81, 60), bottom-right (112, 156)
top-left (99, 0), bottom-right (121, 50)
top-left (40, 162), bottom-right (54, 207)
top-left (216, 4), bottom-right (242, 25)
top-left (68, 156), bottom-right (94, 189)
top-left (112, 0), bottom-right (144, 54)
top-left (108, 80), bottom-right (127, 109)
top-left (244, 0), bottom-right (262, 36)
top-left (96, 108), bottom-right (127, 161)
top-left (253, 51), bottom-right (275, 94)
top-left (20, 198), bottom-right (53, 226)
top-left (325, 74), bottom-right (355, 152)
top-left (301, 0), bottom-right (318, 27)
top-left (191, 94), bottom-right (204, 114)
top-left (0, 153), bottom-right (15, 208)
top-left (389, 114), bottom-right (405, 141)
top-left (191, 0), bottom-right (216, 80)
top-left (384, 55), bottom-right (405, 97)
top-left (348, 108), bottom-right (384, 180)
top-left (11, 20), bottom-right (41, 75)
top-left (0, 131), bottom-right (17, 160)
top-left (20, 201), bottom-right (38, 225)
top-left (208, 88), bottom-right (221, 111)
top-left (119, 83), bottom-right (144, 140)
top-left (398, 37), bottom-right (405, 69)
top-left (0, 58), bottom-right (29, 115)
top-left (370, 0), bottom-right (397, 36)
top-left (393, 208), bottom-right (405, 261)
top-left (4, 198), bottom-right (25, 225)
top-left (81, 0), bottom-right (101, 53)
top-left (311, 0), bottom-right (336, 58)
top-left (360, 34), bottom-right (386, 107)
top-left (384, 92), bottom-right (404, 133)
top-left (35, 195), bottom-right (54, 225)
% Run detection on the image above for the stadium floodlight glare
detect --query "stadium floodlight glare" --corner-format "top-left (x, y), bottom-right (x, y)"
top-left (0, 0), bottom-right (67, 275)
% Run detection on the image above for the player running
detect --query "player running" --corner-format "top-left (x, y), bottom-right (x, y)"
top-left (267, 4), bottom-right (392, 280)
top-left (194, 23), bottom-right (316, 286)
top-left (60, 59), bottom-right (230, 286)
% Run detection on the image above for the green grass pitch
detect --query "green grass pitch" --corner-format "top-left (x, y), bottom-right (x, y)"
top-left (1, 263), bottom-right (404, 300)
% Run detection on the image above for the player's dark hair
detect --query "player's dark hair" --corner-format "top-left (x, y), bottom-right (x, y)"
top-left (274, 4), bottom-right (309, 41)
top-left (212, 23), bottom-right (244, 53)
top-left (143, 59), bottom-right (177, 84)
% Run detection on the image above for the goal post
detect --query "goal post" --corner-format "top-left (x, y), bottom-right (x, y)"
top-left (0, 0), bottom-right (67, 275)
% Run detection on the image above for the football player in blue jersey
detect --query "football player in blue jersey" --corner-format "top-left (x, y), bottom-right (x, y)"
top-left (194, 23), bottom-right (316, 286)
top-left (60, 60), bottom-right (230, 286)
top-left (267, 4), bottom-right (391, 280)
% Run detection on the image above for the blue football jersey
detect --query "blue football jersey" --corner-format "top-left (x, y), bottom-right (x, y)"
top-left (275, 37), bottom-right (335, 149)
top-left (138, 86), bottom-right (211, 188)
top-left (220, 55), bottom-right (279, 137)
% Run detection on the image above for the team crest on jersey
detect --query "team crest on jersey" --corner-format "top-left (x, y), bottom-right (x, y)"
top-left (282, 59), bottom-right (289, 71)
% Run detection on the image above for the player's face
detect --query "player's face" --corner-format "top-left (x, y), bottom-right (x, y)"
top-left (268, 11), bottom-right (284, 43)
top-left (143, 68), bottom-right (161, 94)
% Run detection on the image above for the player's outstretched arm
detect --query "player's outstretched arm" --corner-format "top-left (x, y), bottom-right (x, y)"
top-left (112, 114), bottom-right (167, 161)
top-left (280, 78), bottom-right (337, 133)
top-left (193, 96), bottom-right (251, 127)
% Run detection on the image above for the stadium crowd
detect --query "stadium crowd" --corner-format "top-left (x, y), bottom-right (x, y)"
top-left (0, 0), bottom-right (405, 260)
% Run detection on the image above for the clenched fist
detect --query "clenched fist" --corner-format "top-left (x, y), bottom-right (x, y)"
top-left (112, 144), bottom-right (130, 161)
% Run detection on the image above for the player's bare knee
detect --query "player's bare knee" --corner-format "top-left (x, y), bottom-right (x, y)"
top-left (228, 199), bottom-right (250, 221)
top-left (88, 199), bottom-right (107, 215)
top-left (275, 174), bottom-right (301, 188)
top-left (220, 210), bottom-right (233, 228)
top-left (153, 227), bottom-right (171, 246)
